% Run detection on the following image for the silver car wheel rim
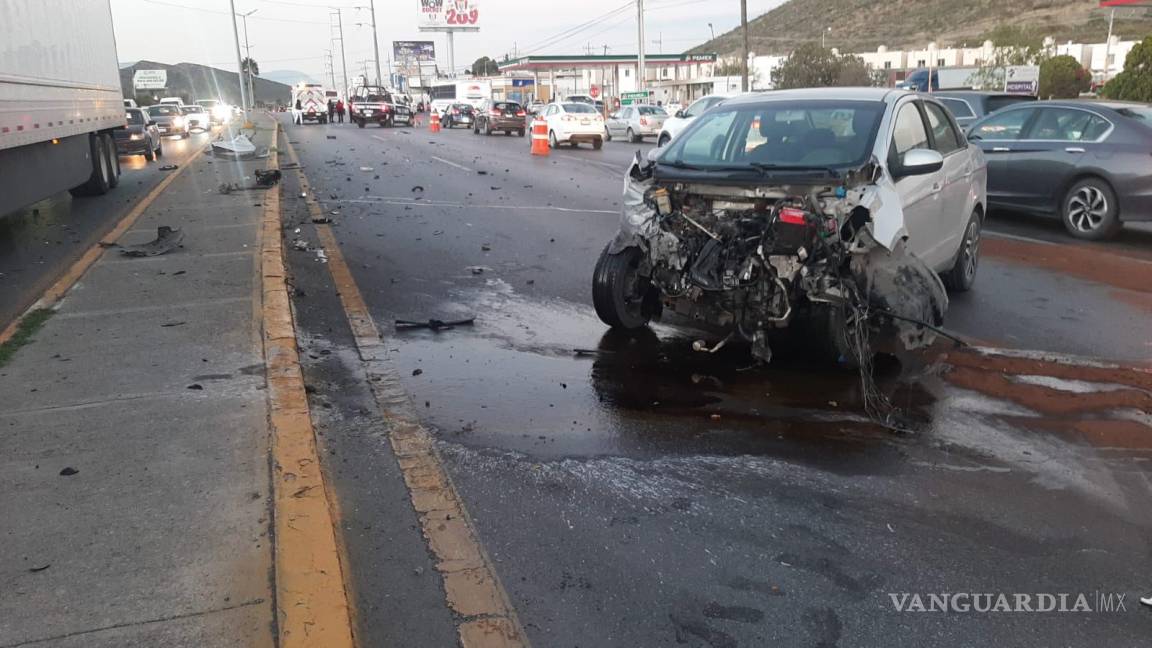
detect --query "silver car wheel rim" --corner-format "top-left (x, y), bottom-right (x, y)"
top-left (963, 220), bottom-right (980, 282)
top-left (1067, 186), bottom-right (1107, 232)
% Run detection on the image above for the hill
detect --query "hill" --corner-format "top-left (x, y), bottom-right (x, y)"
top-left (119, 60), bottom-right (293, 107)
top-left (692, 0), bottom-right (1152, 57)
top-left (262, 69), bottom-right (321, 87)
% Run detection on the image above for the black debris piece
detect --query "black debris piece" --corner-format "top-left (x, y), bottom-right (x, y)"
top-left (326, 135), bottom-right (337, 139)
top-left (255, 169), bottom-right (282, 187)
top-left (412, 368), bottom-right (424, 376)
top-left (160, 321), bottom-right (186, 327)
top-left (120, 226), bottom-right (184, 257)
top-left (158, 164), bottom-right (178, 171)
top-left (411, 185), bottom-right (424, 193)
top-left (187, 383), bottom-right (204, 390)
top-left (28, 564), bottom-right (51, 573)
top-left (395, 318), bottom-right (475, 332)
top-left (59, 467), bottom-right (78, 476)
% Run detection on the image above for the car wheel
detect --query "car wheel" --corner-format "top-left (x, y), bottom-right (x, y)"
top-left (144, 138), bottom-right (156, 161)
top-left (593, 137), bottom-right (603, 150)
top-left (627, 128), bottom-right (637, 143)
top-left (657, 133), bottom-right (671, 147)
top-left (518, 129), bottom-right (525, 137)
top-left (941, 210), bottom-right (981, 292)
top-left (1062, 178), bottom-right (1121, 240)
top-left (604, 127), bottom-right (612, 142)
top-left (357, 119), bottom-right (365, 129)
top-left (592, 245), bottom-right (653, 330)
top-left (155, 139), bottom-right (163, 158)
top-left (548, 130), bottom-right (558, 148)
top-left (485, 122), bottom-right (492, 135)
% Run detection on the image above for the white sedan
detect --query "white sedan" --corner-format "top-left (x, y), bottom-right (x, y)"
top-left (657, 93), bottom-right (734, 147)
top-left (541, 102), bottom-right (605, 149)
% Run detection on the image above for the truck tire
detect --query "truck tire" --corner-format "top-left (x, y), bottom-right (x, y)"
top-left (71, 133), bottom-right (112, 196)
top-left (104, 133), bottom-right (120, 188)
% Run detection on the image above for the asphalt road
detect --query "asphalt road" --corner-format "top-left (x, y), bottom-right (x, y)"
top-left (0, 129), bottom-right (212, 330)
top-left (283, 115), bottom-right (1152, 646)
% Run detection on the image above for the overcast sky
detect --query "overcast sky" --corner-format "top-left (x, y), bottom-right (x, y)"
top-left (111, 0), bottom-right (785, 80)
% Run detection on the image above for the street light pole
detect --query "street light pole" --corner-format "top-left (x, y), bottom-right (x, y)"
top-left (740, 0), bottom-right (749, 92)
top-left (637, 0), bottom-right (646, 95)
top-left (333, 9), bottom-right (350, 98)
top-left (239, 9), bottom-right (257, 110)
top-left (228, 0), bottom-right (248, 114)
top-left (369, 0), bottom-right (383, 86)
top-left (708, 23), bottom-right (715, 41)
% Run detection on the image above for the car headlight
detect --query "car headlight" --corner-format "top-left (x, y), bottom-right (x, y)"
top-left (213, 105), bottom-right (231, 120)
top-left (129, 133), bottom-right (144, 140)
top-left (172, 116), bottom-right (184, 126)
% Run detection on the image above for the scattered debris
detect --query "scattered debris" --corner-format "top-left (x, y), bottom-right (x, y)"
top-left (59, 467), bottom-right (78, 476)
top-left (291, 238), bottom-right (309, 251)
top-left (311, 215), bottom-right (333, 224)
top-left (187, 384), bottom-right (204, 390)
top-left (211, 133), bottom-right (256, 158)
top-left (412, 368), bottom-right (424, 376)
top-left (326, 135), bottom-right (337, 139)
top-left (395, 318), bottom-right (475, 331)
top-left (158, 164), bottom-right (178, 171)
top-left (315, 249), bottom-right (328, 263)
top-left (120, 226), bottom-right (184, 257)
top-left (28, 564), bottom-right (50, 573)
top-left (255, 169), bottom-right (282, 186)
top-left (481, 244), bottom-right (491, 251)
top-left (468, 266), bottom-right (484, 275)
top-left (160, 321), bottom-right (186, 328)
top-left (477, 170), bottom-right (488, 175)
top-left (360, 166), bottom-right (374, 172)
top-left (411, 185), bottom-right (424, 193)
top-left (218, 182), bottom-right (243, 194)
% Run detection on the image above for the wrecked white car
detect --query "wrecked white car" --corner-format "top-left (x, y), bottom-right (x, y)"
top-left (593, 88), bottom-right (987, 364)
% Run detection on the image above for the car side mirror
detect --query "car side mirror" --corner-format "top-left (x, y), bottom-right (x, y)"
top-left (896, 148), bottom-right (944, 177)
top-left (675, 110), bottom-right (686, 119)
top-left (147, 119), bottom-right (156, 126)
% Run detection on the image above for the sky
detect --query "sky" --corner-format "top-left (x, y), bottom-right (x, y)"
top-left (110, 0), bottom-right (786, 81)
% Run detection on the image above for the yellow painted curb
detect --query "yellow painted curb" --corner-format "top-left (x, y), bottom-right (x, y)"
top-left (282, 136), bottom-right (529, 648)
top-left (0, 145), bottom-right (207, 346)
top-left (261, 126), bottom-right (356, 648)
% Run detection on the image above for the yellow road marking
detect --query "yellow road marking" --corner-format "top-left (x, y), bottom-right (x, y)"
top-left (282, 135), bottom-right (529, 648)
top-left (261, 127), bottom-right (356, 648)
top-left (0, 144), bottom-right (207, 346)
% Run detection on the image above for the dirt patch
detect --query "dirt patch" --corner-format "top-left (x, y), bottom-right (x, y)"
top-left (982, 236), bottom-right (1152, 297)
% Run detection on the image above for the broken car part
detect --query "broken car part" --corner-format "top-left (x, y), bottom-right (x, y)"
top-left (395, 318), bottom-right (476, 331)
top-left (120, 226), bottom-right (184, 257)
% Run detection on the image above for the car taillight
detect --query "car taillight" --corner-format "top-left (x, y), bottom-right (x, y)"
top-left (779, 207), bottom-right (807, 225)
top-left (516, 111), bottom-right (526, 117)
top-left (639, 117), bottom-right (648, 126)
top-left (452, 109), bottom-right (459, 115)
top-left (490, 109), bottom-right (501, 116)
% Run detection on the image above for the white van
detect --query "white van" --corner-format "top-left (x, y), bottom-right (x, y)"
top-left (292, 84), bottom-right (329, 124)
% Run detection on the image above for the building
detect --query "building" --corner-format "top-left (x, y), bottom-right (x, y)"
top-left (496, 54), bottom-right (717, 105)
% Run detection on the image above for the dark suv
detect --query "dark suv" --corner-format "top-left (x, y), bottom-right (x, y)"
top-left (473, 100), bottom-right (527, 136)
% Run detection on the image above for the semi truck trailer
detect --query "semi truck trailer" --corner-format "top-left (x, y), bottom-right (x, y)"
top-left (0, 0), bottom-right (125, 217)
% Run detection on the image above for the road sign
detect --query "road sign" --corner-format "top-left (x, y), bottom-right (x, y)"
top-left (589, 85), bottom-right (600, 98)
top-left (133, 69), bottom-right (167, 90)
top-left (620, 91), bottom-right (648, 105)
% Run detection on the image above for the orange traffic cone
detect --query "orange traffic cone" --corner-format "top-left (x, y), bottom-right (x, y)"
top-left (530, 117), bottom-right (548, 156)
top-left (430, 111), bottom-right (441, 133)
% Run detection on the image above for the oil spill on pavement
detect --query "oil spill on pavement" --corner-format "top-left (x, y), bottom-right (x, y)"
top-left (983, 235), bottom-right (1152, 300)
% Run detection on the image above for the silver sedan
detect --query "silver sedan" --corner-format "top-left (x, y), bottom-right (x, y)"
top-left (605, 104), bottom-right (668, 143)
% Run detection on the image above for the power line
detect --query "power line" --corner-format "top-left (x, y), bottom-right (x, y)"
top-left (140, 0), bottom-right (328, 24)
top-left (518, 1), bottom-right (634, 56)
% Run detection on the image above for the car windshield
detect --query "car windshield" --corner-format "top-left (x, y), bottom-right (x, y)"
top-left (563, 103), bottom-right (597, 114)
top-left (126, 110), bottom-right (144, 125)
top-left (662, 100), bottom-right (884, 170)
top-left (495, 103), bottom-right (521, 111)
top-left (148, 105), bottom-right (178, 116)
top-left (636, 106), bottom-right (667, 116)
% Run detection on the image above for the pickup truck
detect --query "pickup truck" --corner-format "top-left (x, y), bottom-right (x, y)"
top-left (349, 86), bottom-right (412, 128)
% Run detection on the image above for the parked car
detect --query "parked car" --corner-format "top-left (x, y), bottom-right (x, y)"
top-left (966, 100), bottom-right (1152, 240)
top-left (593, 88), bottom-right (986, 364)
top-left (541, 102), bottom-right (605, 149)
top-left (146, 104), bottom-right (188, 138)
top-left (931, 91), bottom-right (1036, 129)
top-left (526, 99), bottom-right (545, 115)
top-left (442, 103), bottom-right (476, 129)
top-left (473, 99), bottom-right (527, 136)
top-left (657, 93), bottom-right (734, 146)
top-left (114, 108), bottom-right (162, 160)
top-left (605, 104), bottom-right (668, 143)
top-left (181, 105), bottom-right (210, 131)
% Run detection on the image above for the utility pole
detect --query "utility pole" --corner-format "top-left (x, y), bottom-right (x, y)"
top-left (740, 0), bottom-right (749, 92)
top-left (369, 0), bottom-right (383, 86)
top-left (1102, 8), bottom-right (1116, 81)
top-left (652, 32), bottom-right (662, 54)
top-left (708, 22), bottom-right (715, 41)
top-left (637, 0), bottom-right (646, 96)
top-left (332, 10), bottom-right (350, 97)
top-left (324, 50), bottom-right (336, 90)
top-left (228, 0), bottom-right (248, 113)
top-left (238, 9), bottom-right (257, 110)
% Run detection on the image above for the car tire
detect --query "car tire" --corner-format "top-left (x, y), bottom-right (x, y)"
top-left (156, 139), bottom-right (163, 158)
top-left (71, 133), bottom-right (112, 196)
top-left (518, 129), bottom-right (525, 137)
top-left (941, 209), bottom-right (981, 292)
top-left (592, 245), bottom-right (653, 330)
top-left (485, 122), bottom-right (492, 136)
top-left (1062, 177), bottom-right (1121, 240)
top-left (593, 137), bottom-right (603, 150)
top-left (144, 138), bottom-right (156, 161)
top-left (657, 133), bottom-right (670, 147)
top-left (627, 128), bottom-right (638, 143)
top-left (357, 119), bottom-right (365, 129)
top-left (604, 127), bottom-right (612, 142)
top-left (549, 130), bottom-right (558, 149)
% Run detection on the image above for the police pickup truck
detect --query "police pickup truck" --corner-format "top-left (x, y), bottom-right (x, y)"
top-left (348, 85), bottom-right (413, 128)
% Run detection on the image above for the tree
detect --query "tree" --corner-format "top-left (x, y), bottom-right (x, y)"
top-left (1102, 36), bottom-right (1152, 102)
top-left (772, 43), bottom-right (878, 89)
top-left (471, 56), bottom-right (499, 76)
top-left (241, 57), bottom-right (259, 77)
top-left (970, 25), bottom-right (1047, 90)
top-left (1038, 55), bottom-right (1091, 99)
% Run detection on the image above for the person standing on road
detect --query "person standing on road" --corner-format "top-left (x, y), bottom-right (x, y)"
top-left (335, 99), bottom-right (345, 124)
top-left (293, 99), bottom-right (303, 125)
top-left (327, 99), bottom-right (336, 121)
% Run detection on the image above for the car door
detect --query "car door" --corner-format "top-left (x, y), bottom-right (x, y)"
top-left (967, 106), bottom-right (1039, 208)
top-left (922, 100), bottom-right (973, 263)
top-left (608, 108), bottom-right (627, 136)
top-left (888, 100), bottom-right (947, 268)
top-left (996, 107), bottom-right (1109, 211)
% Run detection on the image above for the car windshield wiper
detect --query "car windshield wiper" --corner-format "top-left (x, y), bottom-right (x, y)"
top-left (747, 163), bottom-right (841, 178)
top-left (661, 160), bottom-right (705, 170)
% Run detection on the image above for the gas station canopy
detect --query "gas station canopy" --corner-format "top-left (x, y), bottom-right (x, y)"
top-left (498, 53), bottom-right (716, 72)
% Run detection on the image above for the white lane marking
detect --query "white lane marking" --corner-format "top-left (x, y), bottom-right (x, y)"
top-left (983, 230), bottom-right (1059, 246)
top-left (337, 197), bottom-right (616, 214)
top-left (371, 135), bottom-right (387, 143)
top-left (430, 155), bottom-right (476, 172)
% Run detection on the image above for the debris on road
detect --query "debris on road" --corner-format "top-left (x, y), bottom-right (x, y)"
top-left (120, 226), bottom-right (184, 257)
top-left (58, 467), bottom-right (78, 476)
top-left (160, 321), bottom-right (186, 328)
top-left (157, 164), bottom-right (178, 171)
top-left (211, 133), bottom-right (256, 158)
top-left (395, 318), bottom-right (475, 332)
top-left (311, 215), bottom-right (333, 224)
top-left (360, 166), bottom-right (374, 172)
top-left (326, 135), bottom-right (337, 139)
top-left (291, 238), bottom-right (309, 251)
top-left (315, 249), bottom-right (328, 263)
top-left (255, 169), bottom-right (282, 187)
top-left (187, 384), bottom-right (203, 390)
top-left (28, 564), bottom-right (50, 573)
top-left (468, 266), bottom-right (485, 275)
top-left (412, 368), bottom-right (424, 376)
top-left (411, 185), bottom-right (424, 193)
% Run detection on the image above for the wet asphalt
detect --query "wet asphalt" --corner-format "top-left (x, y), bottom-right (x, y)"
top-left (0, 131), bottom-right (213, 329)
top-left (290, 115), bottom-right (1150, 646)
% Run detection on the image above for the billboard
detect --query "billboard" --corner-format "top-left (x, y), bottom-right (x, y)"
top-left (133, 69), bottom-right (167, 90)
top-left (418, 0), bottom-right (479, 30)
top-left (393, 40), bottom-right (436, 62)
